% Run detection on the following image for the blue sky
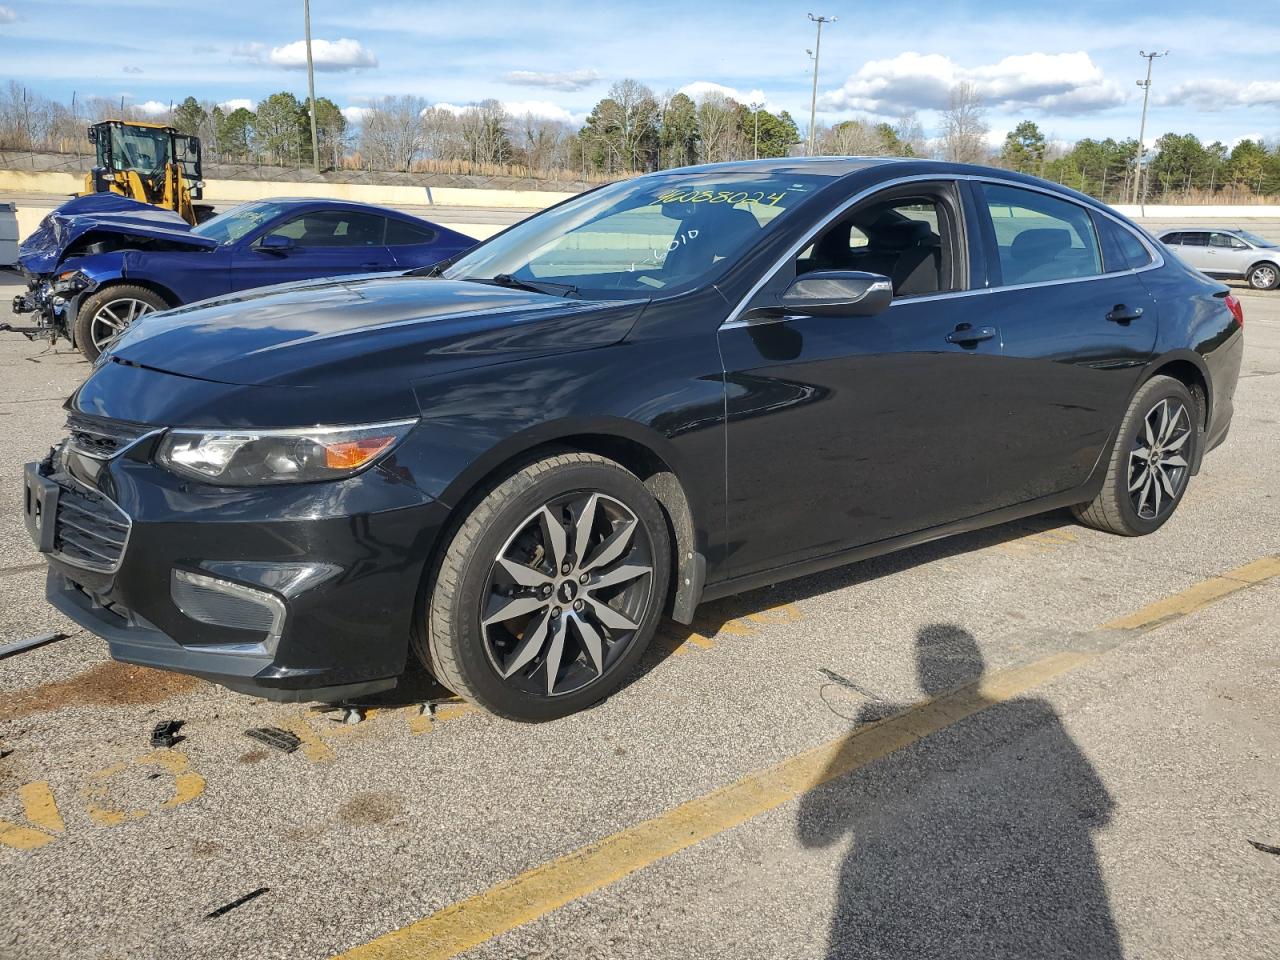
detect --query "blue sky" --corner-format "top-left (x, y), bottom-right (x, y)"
top-left (1, 0), bottom-right (1278, 148)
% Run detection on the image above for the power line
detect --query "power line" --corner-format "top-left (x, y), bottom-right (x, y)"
top-left (807, 13), bottom-right (836, 156)
top-left (1131, 49), bottom-right (1168, 207)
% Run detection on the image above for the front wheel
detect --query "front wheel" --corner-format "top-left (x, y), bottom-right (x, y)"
top-left (1246, 262), bottom-right (1279, 291)
top-left (74, 284), bottom-right (169, 361)
top-left (415, 453), bottom-right (671, 721)
top-left (1073, 375), bottom-right (1199, 536)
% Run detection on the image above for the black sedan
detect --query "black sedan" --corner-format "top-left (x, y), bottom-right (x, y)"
top-left (26, 158), bottom-right (1243, 722)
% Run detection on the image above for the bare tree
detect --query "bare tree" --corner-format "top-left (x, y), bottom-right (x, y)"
top-left (941, 82), bottom-right (989, 164)
top-left (695, 91), bottom-right (738, 163)
top-left (360, 95), bottom-right (428, 171)
top-left (459, 99), bottom-right (513, 165)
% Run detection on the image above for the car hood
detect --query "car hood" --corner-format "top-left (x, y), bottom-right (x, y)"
top-left (105, 274), bottom-right (647, 389)
top-left (18, 194), bottom-right (214, 275)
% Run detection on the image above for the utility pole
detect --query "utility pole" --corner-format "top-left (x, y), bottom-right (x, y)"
top-left (303, 0), bottom-right (321, 174)
top-left (750, 100), bottom-right (763, 159)
top-left (807, 13), bottom-right (836, 156)
top-left (1131, 50), bottom-right (1167, 206)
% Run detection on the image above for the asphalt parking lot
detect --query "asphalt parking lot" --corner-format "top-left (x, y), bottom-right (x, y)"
top-left (0, 267), bottom-right (1277, 960)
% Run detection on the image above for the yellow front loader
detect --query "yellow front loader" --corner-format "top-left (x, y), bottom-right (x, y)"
top-left (84, 120), bottom-right (207, 225)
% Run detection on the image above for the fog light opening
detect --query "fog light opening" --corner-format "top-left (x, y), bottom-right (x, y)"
top-left (171, 568), bottom-right (286, 651)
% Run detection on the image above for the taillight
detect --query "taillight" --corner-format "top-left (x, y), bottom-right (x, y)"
top-left (1224, 294), bottom-right (1244, 329)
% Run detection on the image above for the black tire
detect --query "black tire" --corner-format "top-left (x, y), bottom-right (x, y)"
top-left (1073, 375), bottom-right (1199, 536)
top-left (74, 284), bottom-right (169, 361)
top-left (414, 452), bottom-right (671, 721)
top-left (1246, 262), bottom-right (1279, 291)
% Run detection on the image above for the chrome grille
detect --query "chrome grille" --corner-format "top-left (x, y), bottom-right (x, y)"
top-left (66, 413), bottom-right (150, 461)
top-left (52, 478), bottom-right (130, 572)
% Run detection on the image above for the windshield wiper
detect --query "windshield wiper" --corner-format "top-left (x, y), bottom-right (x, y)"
top-left (480, 273), bottom-right (579, 297)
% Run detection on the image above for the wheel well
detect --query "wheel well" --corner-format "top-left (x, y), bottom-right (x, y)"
top-left (95, 278), bottom-right (179, 309)
top-left (426, 434), bottom-right (702, 631)
top-left (1248, 259), bottom-right (1279, 276)
top-left (1150, 359), bottom-right (1209, 431)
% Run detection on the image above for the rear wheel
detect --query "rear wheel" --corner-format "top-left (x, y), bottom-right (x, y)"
top-left (414, 453), bottom-right (671, 721)
top-left (1073, 375), bottom-right (1199, 536)
top-left (1246, 262), bottom-right (1279, 291)
top-left (74, 285), bottom-right (168, 361)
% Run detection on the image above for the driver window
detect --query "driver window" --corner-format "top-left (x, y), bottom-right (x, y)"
top-left (265, 211), bottom-right (385, 247)
top-left (795, 194), bottom-right (953, 298)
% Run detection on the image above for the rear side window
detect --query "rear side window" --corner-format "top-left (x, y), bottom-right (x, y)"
top-left (385, 218), bottom-right (437, 245)
top-left (980, 183), bottom-right (1102, 285)
top-left (1161, 232), bottom-right (1184, 245)
top-left (1096, 215), bottom-right (1154, 271)
top-left (1180, 232), bottom-right (1209, 247)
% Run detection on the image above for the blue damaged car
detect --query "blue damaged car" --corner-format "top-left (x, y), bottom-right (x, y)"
top-left (9, 193), bottom-right (475, 360)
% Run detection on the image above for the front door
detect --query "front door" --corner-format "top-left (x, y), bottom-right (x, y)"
top-left (718, 181), bottom-right (1010, 579)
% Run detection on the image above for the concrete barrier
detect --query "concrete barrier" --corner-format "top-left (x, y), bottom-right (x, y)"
top-left (0, 168), bottom-right (572, 211)
top-left (1112, 204), bottom-right (1280, 219)
top-left (0, 200), bottom-right (18, 266)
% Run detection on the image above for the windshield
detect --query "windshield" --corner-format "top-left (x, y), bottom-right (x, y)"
top-left (442, 171), bottom-right (833, 297)
top-left (191, 200), bottom-right (293, 245)
top-left (1236, 229), bottom-right (1277, 248)
top-left (105, 125), bottom-right (172, 175)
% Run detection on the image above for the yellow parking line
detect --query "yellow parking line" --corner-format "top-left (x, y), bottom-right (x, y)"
top-left (332, 554), bottom-right (1280, 960)
top-left (1100, 555), bottom-right (1280, 632)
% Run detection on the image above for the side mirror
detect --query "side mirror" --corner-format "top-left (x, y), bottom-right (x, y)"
top-left (780, 270), bottom-right (893, 317)
top-left (258, 234), bottom-right (295, 254)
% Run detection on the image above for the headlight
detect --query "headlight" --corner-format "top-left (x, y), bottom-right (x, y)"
top-left (155, 419), bottom-right (418, 485)
top-left (51, 270), bottom-right (92, 295)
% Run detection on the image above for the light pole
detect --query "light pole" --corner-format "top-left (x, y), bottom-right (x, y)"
top-left (807, 13), bottom-right (836, 156)
top-left (1131, 49), bottom-right (1167, 207)
top-left (303, 0), bottom-right (321, 174)
top-left (750, 100), bottom-right (764, 159)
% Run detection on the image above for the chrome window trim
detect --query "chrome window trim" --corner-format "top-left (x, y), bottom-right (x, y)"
top-left (720, 172), bottom-right (1165, 331)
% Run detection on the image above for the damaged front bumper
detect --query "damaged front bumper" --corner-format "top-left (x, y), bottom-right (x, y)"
top-left (5, 274), bottom-right (90, 343)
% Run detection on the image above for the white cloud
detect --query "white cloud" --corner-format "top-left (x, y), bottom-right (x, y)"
top-left (0, 5), bottom-right (16, 24)
top-left (341, 105), bottom-right (373, 124)
top-left (268, 37), bottom-right (378, 71)
top-left (427, 100), bottom-right (583, 125)
top-left (135, 100), bottom-right (171, 117)
top-left (678, 81), bottom-right (775, 111)
top-left (122, 66), bottom-right (144, 75)
top-left (1158, 79), bottom-right (1280, 111)
top-left (820, 51), bottom-right (1126, 116)
top-left (503, 68), bottom-right (601, 92)
top-left (232, 41), bottom-right (267, 61)
top-left (218, 98), bottom-right (254, 112)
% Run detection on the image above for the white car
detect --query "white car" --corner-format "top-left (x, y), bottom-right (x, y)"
top-left (1158, 228), bottom-right (1280, 290)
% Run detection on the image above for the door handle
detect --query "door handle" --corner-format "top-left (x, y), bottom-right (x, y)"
top-left (1106, 305), bottom-right (1144, 323)
top-left (945, 324), bottom-right (996, 345)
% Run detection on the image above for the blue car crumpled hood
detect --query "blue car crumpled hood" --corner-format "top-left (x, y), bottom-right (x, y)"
top-left (104, 274), bottom-right (647, 390)
top-left (18, 194), bottom-right (215, 275)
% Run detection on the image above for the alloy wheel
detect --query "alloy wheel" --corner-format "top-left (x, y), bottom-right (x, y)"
top-left (479, 491), bottom-right (654, 697)
top-left (90, 298), bottom-right (155, 352)
top-left (1251, 265), bottom-right (1278, 289)
top-left (1128, 398), bottom-right (1192, 521)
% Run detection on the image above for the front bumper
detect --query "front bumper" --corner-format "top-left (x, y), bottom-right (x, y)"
top-left (29, 445), bottom-right (450, 702)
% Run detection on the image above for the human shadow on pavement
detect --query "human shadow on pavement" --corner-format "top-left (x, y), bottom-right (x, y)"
top-left (796, 624), bottom-right (1121, 960)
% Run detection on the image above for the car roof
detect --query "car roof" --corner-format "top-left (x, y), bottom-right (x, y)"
top-left (1159, 227), bottom-right (1242, 233)
top-left (246, 197), bottom-right (423, 219)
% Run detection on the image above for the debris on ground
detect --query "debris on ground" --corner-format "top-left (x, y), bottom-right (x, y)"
top-left (0, 631), bottom-right (67, 661)
top-left (204, 887), bottom-right (270, 919)
top-left (149, 719), bottom-right (185, 748)
top-left (1249, 839), bottom-right (1280, 856)
top-left (244, 727), bottom-right (301, 753)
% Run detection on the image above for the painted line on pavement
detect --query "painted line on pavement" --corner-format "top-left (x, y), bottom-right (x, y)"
top-left (334, 555), bottom-right (1280, 960)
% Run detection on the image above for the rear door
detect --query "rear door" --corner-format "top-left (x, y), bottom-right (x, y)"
top-left (230, 210), bottom-right (398, 290)
top-left (968, 181), bottom-right (1158, 506)
top-left (1172, 230), bottom-right (1213, 272)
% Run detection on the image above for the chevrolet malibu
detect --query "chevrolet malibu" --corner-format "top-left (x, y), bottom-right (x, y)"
top-left (26, 159), bottom-right (1244, 722)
